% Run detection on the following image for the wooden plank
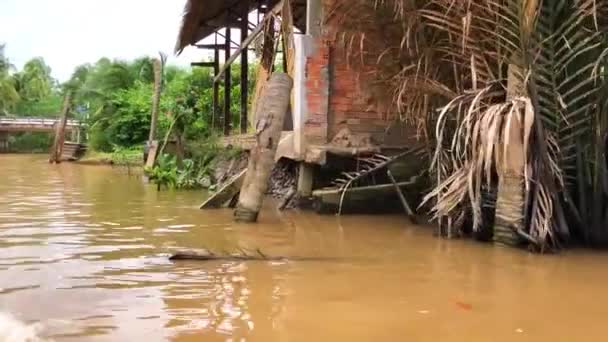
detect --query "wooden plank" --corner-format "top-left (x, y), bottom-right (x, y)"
top-left (281, 0), bottom-right (295, 77)
top-left (313, 180), bottom-right (418, 205)
top-left (249, 18), bottom-right (276, 128)
top-left (195, 44), bottom-right (226, 50)
top-left (191, 62), bottom-right (216, 68)
top-left (213, 1), bottom-right (283, 84)
top-left (200, 168), bottom-right (247, 209)
top-left (281, 0), bottom-right (296, 117)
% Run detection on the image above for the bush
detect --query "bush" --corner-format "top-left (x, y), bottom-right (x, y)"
top-left (9, 132), bottom-right (52, 153)
top-left (88, 124), bottom-right (113, 152)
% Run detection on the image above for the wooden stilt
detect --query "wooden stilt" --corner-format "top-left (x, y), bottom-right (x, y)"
top-left (213, 32), bottom-right (220, 131)
top-left (224, 28), bottom-right (232, 136)
top-left (241, 0), bottom-right (250, 133)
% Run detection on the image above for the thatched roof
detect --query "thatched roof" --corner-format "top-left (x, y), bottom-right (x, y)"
top-left (175, 0), bottom-right (307, 54)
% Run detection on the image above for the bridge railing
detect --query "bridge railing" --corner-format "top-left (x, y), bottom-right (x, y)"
top-left (0, 117), bottom-right (81, 127)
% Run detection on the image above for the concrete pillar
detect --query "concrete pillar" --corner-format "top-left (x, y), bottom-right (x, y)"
top-left (306, 0), bottom-right (322, 37)
top-left (293, 34), bottom-right (315, 158)
top-left (297, 163), bottom-right (315, 197)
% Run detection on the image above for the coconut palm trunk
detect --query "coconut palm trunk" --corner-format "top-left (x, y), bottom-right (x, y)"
top-left (49, 92), bottom-right (72, 164)
top-left (235, 73), bottom-right (293, 222)
top-left (494, 64), bottom-right (525, 246)
top-left (148, 57), bottom-right (163, 143)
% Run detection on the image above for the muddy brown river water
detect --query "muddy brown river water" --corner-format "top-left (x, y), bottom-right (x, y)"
top-left (1, 154), bottom-right (608, 341)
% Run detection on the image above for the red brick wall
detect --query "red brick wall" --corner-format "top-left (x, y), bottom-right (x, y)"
top-left (303, 0), bottom-right (418, 147)
top-left (303, 39), bottom-right (331, 144)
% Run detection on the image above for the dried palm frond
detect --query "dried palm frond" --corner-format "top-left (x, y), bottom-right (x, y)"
top-left (331, 0), bottom-right (607, 249)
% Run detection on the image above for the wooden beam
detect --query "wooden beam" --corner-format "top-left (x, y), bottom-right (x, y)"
top-left (224, 27), bottom-right (232, 136)
top-left (191, 62), bottom-right (216, 68)
top-left (213, 30), bottom-right (241, 48)
top-left (240, 0), bottom-right (249, 134)
top-left (213, 1), bottom-right (283, 84)
top-left (249, 17), bottom-right (276, 128)
top-left (213, 33), bottom-right (220, 131)
top-left (195, 44), bottom-right (225, 50)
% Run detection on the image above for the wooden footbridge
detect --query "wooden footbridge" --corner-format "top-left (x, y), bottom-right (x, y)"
top-left (0, 117), bottom-right (81, 133)
top-left (0, 116), bottom-right (84, 156)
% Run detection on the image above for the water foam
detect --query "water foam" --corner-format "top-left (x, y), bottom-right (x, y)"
top-left (0, 313), bottom-right (47, 342)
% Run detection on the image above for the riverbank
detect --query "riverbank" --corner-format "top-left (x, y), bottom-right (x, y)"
top-left (77, 149), bottom-right (143, 166)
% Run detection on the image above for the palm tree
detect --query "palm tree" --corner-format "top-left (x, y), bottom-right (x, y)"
top-left (335, 0), bottom-right (607, 250)
top-left (0, 45), bottom-right (19, 114)
top-left (13, 57), bottom-right (54, 102)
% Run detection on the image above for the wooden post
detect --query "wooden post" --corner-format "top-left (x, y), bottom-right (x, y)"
top-left (250, 18), bottom-right (276, 128)
top-left (235, 73), bottom-right (293, 222)
top-left (213, 32), bottom-right (220, 131)
top-left (240, 0), bottom-right (250, 133)
top-left (224, 27), bottom-right (232, 136)
top-left (49, 93), bottom-right (72, 164)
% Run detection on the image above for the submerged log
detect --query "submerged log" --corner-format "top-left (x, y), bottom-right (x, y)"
top-left (169, 249), bottom-right (341, 262)
top-left (235, 73), bottom-right (293, 222)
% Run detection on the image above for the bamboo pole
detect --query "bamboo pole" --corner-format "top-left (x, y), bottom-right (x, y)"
top-left (234, 73), bottom-right (293, 222)
top-left (49, 92), bottom-right (72, 164)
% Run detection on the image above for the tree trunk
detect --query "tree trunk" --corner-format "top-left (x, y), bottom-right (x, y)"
top-left (148, 58), bottom-right (162, 142)
top-left (494, 64), bottom-right (525, 246)
top-left (235, 73), bottom-right (293, 222)
top-left (49, 92), bottom-right (72, 164)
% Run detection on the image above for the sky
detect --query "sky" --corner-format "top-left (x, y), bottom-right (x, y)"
top-left (0, 0), bottom-right (207, 81)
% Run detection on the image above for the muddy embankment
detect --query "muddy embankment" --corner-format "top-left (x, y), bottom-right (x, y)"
top-left (210, 151), bottom-right (299, 210)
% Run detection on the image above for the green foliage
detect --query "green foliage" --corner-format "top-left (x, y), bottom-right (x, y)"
top-left (176, 159), bottom-right (199, 189)
top-left (14, 57), bottom-right (54, 101)
top-left (111, 146), bottom-right (143, 166)
top-left (106, 81), bottom-right (154, 146)
top-left (88, 123), bottom-right (113, 152)
top-left (8, 132), bottom-right (52, 153)
top-left (145, 154), bottom-right (178, 191)
top-left (14, 94), bottom-right (62, 117)
top-left (0, 44), bottom-right (19, 114)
